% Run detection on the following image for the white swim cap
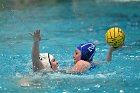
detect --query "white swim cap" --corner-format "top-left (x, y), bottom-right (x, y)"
top-left (39, 53), bottom-right (54, 70)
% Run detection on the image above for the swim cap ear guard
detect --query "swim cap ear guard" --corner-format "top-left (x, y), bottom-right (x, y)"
top-left (39, 53), bottom-right (54, 69)
top-left (77, 42), bottom-right (96, 62)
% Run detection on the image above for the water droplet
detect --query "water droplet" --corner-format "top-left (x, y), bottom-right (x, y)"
top-left (95, 84), bottom-right (101, 88)
top-left (120, 89), bottom-right (124, 93)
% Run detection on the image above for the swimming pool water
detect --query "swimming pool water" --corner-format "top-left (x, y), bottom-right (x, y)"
top-left (0, 0), bottom-right (140, 93)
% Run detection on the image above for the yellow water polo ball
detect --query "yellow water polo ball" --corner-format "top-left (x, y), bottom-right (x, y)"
top-left (105, 27), bottom-right (125, 48)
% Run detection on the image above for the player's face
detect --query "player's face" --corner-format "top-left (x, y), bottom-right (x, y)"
top-left (73, 49), bottom-right (81, 64)
top-left (51, 58), bottom-right (58, 70)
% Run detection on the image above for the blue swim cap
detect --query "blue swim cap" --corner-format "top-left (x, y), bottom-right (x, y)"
top-left (77, 42), bottom-right (96, 62)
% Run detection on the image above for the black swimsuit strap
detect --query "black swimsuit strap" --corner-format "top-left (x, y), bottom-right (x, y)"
top-left (48, 53), bottom-right (52, 68)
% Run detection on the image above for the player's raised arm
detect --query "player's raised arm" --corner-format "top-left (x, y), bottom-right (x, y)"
top-left (29, 30), bottom-right (43, 72)
top-left (105, 27), bottom-right (125, 62)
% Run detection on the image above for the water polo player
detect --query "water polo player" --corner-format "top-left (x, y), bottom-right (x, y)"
top-left (72, 42), bottom-right (96, 73)
top-left (30, 30), bottom-right (58, 72)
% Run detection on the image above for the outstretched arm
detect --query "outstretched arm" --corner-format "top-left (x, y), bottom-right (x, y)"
top-left (106, 45), bottom-right (123, 62)
top-left (29, 30), bottom-right (44, 72)
top-left (106, 47), bottom-right (114, 62)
